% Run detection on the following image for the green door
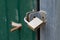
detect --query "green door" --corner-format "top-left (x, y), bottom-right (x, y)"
top-left (0, 0), bottom-right (37, 40)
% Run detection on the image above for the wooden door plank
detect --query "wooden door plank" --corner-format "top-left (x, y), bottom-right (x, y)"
top-left (6, 0), bottom-right (20, 40)
top-left (40, 0), bottom-right (56, 40)
top-left (19, 0), bottom-right (37, 40)
top-left (0, 0), bottom-right (8, 40)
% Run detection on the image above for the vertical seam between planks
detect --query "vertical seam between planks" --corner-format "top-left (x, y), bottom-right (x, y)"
top-left (17, 0), bottom-right (21, 40)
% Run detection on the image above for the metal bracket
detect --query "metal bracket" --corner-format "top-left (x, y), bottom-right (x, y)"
top-left (26, 10), bottom-right (47, 23)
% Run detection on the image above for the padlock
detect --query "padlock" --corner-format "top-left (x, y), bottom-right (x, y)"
top-left (24, 17), bottom-right (43, 31)
top-left (24, 10), bottom-right (47, 31)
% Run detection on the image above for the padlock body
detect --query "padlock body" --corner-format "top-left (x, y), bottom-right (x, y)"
top-left (28, 17), bottom-right (43, 31)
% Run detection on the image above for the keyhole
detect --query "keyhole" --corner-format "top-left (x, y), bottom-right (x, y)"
top-left (42, 16), bottom-right (44, 19)
top-left (33, 16), bottom-right (36, 18)
top-left (32, 16), bottom-right (36, 20)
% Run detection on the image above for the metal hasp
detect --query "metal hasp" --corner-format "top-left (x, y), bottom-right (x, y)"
top-left (24, 10), bottom-right (47, 31)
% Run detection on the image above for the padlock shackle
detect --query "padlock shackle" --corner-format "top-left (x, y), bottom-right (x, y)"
top-left (24, 17), bottom-right (29, 24)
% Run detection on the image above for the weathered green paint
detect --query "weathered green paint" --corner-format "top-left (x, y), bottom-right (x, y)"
top-left (6, 0), bottom-right (20, 40)
top-left (0, 0), bottom-right (36, 40)
top-left (0, 0), bottom-right (8, 40)
top-left (19, 0), bottom-right (36, 40)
